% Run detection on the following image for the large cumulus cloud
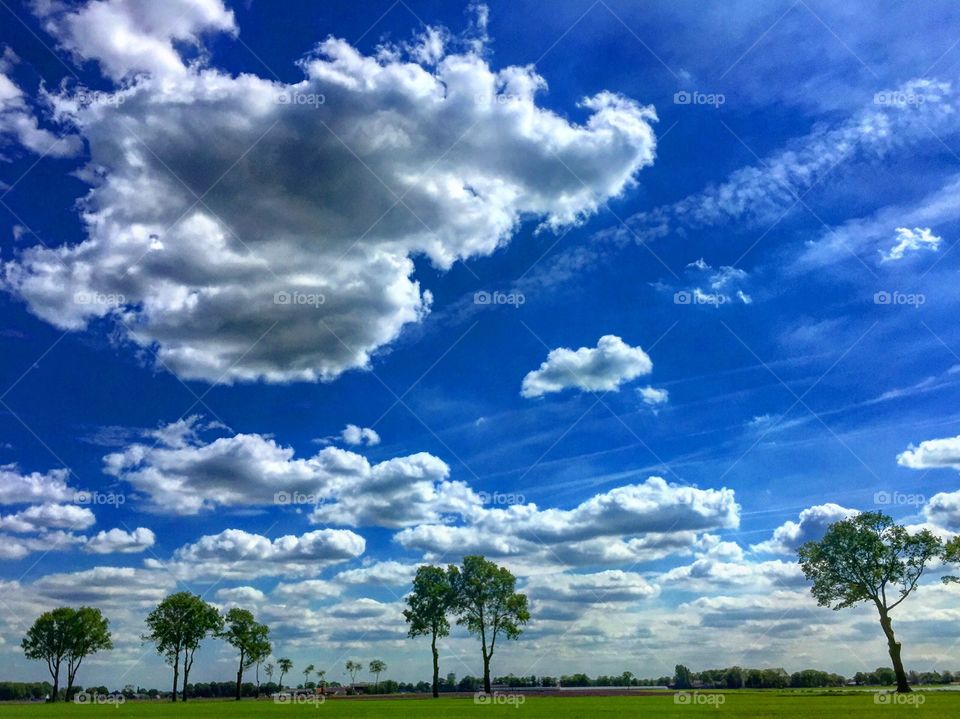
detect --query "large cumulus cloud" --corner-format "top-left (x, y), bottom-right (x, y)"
top-left (4, 7), bottom-right (658, 383)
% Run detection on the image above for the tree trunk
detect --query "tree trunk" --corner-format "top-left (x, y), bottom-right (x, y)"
top-left (171, 651), bottom-right (179, 703)
top-left (879, 609), bottom-right (911, 693)
top-left (235, 658), bottom-right (244, 701)
top-left (50, 665), bottom-right (60, 703)
top-left (482, 650), bottom-right (491, 694)
top-left (181, 649), bottom-right (191, 702)
top-left (432, 634), bottom-right (440, 698)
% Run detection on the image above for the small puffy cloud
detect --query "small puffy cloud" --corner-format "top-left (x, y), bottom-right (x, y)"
top-left (638, 385), bottom-right (669, 407)
top-left (898, 434), bottom-right (960, 470)
top-left (881, 226), bottom-right (941, 262)
top-left (85, 527), bottom-right (156, 554)
top-left (751, 503), bottom-right (858, 555)
top-left (341, 424), bottom-right (381, 446)
top-left (152, 528), bottom-right (366, 579)
top-left (34, 0), bottom-right (238, 81)
top-left (521, 335), bottom-right (653, 398)
top-left (6, 14), bottom-right (657, 384)
top-left (0, 503), bottom-right (94, 532)
top-left (0, 465), bottom-right (76, 504)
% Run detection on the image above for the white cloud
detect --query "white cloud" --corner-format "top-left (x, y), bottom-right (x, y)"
top-left (340, 424), bottom-right (380, 446)
top-left (334, 560), bottom-right (420, 587)
top-left (880, 227), bottom-right (943, 262)
top-left (34, 0), bottom-right (238, 81)
top-left (85, 526), bottom-right (156, 554)
top-left (31, 566), bottom-right (173, 605)
top-left (638, 385), bottom-right (669, 406)
top-left (0, 502), bottom-right (94, 532)
top-left (272, 579), bottom-right (340, 601)
top-left (610, 78), bottom-right (958, 246)
top-left (0, 72), bottom-right (81, 157)
top-left (397, 476), bottom-right (739, 568)
top-left (752, 503), bottom-right (858, 555)
top-left (897, 434), bottom-right (960, 470)
top-left (521, 335), bottom-right (654, 398)
top-left (0, 530), bottom-right (86, 560)
top-left (923, 490), bottom-right (960, 531)
top-left (216, 586), bottom-right (266, 604)
top-left (525, 570), bottom-right (659, 604)
top-left (881, 226), bottom-right (942, 261)
top-left (5, 14), bottom-right (657, 384)
top-left (151, 527), bottom-right (366, 579)
top-left (0, 465), bottom-right (76, 504)
top-left (103, 416), bottom-right (481, 525)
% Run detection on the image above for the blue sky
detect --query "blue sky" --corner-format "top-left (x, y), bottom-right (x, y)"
top-left (2, 0), bottom-right (960, 688)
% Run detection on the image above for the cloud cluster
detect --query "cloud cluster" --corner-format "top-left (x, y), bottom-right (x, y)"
top-left (4, 8), bottom-right (657, 384)
top-left (397, 476), bottom-right (739, 567)
top-left (521, 335), bottom-right (654, 398)
top-left (752, 503), bottom-right (858, 555)
top-left (103, 417), bottom-right (481, 525)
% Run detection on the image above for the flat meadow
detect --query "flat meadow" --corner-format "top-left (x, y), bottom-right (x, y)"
top-left (0, 690), bottom-right (956, 718)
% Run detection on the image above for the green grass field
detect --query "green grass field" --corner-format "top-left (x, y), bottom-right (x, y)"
top-left (0, 691), bottom-right (955, 718)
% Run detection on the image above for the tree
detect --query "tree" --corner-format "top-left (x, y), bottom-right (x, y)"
top-left (449, 555), bottom-right (530, 694)
top-left (264, 662), bottom-right (274, 688)
top-left (403, 565), bottom-right (455, 697)
top-left (277, 658), bottom-right (293, 692)
top-left (219, 609), bottom-right (271, 701)
top-left (22, 607), bottom-right (112, 702)
top-left (316, 669), bottom-right (326, 689)
top-left (303, 663), bottom-right (315, 687)
top-left (345, 660), bottom-right (362, 688)
top-left (369, 660), bottom-right (387, 693)
top-left (674, 664), bottom-right (693, 689)
top-left (798, 511), bottom-right (941, 693)
top-left (143, 592), bottom-right (222, 703)
top-left (941, 536), bottom-right (960, 584)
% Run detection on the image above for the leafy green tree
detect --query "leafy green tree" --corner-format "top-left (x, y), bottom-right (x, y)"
top-left (449, 555), bottom-right (530, 694)
top-left (277, 658), bottom-right (293, 691)
top-left (403, 565), bottom-right (455, 697)
top-left (345, 660), bottom-right (362, 688)
top-left (316, 668), bottom-right (326, 688)
top-left (303, 663), bottom-right (314, 687)
top-left (369, 659), bottom-right (387, 693)
top-left (798, 511), bottom-right (941, 693)
top-left (22, 607), bottom-right (112, 702)
top-left (674, 664), bottom-right (693, 689)
top-left (941, 536), bottom-right (960, 584)
top-left (219, 608), bottom-right (271, 701)
top-left (143, 592), bottom-right (222, 702)
top-left (264, 662), bottom-right (274, 688)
